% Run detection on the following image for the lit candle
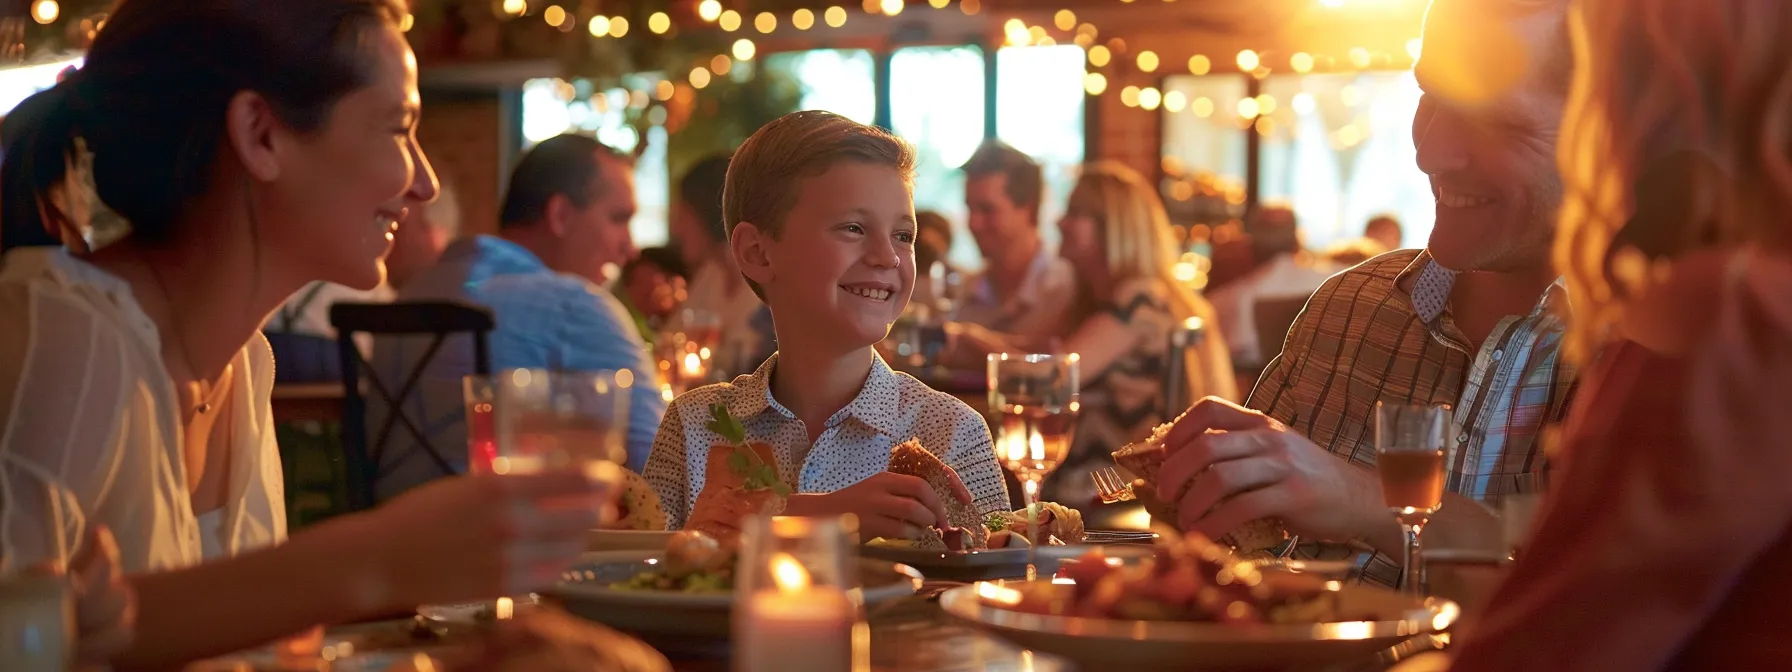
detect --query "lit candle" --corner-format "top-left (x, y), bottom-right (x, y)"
top-left (682, 351), bottom-right (704, 378)
top-left (735, 553), bottom-right (857, 672)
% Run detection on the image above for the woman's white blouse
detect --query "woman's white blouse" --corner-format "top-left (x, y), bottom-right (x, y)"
top-left (0, 247), bottom-right (286, 574)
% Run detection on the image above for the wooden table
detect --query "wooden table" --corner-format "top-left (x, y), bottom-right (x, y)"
top-left (271, 382), bottom-right (346, 423)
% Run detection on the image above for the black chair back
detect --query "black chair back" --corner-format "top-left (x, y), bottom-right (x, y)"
top-left (332, 301), bottom-right (494, 512)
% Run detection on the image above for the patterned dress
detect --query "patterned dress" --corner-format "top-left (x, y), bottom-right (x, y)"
top-left (1045, 278), bottom-right (1233, 507)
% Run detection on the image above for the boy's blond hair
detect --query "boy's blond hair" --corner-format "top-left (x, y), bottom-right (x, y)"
top-left (723, 111), bottom-right (916, 298)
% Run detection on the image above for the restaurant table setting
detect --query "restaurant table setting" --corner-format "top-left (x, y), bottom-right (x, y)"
top-left (160, 360), bottom-right (1525, 672)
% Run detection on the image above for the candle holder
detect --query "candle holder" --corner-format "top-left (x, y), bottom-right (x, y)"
top-left (733, 515), bottom-right (868, 672)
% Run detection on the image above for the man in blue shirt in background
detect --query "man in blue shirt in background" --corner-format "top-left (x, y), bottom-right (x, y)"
top-left (374, 134), bottom-right (665, 500)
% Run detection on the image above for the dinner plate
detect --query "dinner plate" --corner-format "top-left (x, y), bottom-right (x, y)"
top-left (939, 580), bottom-right (1458, 671)
top-left (546, 550), bottom-right (922, 644)
top-left (587, 529), bottom-right (676, 552)
top-left (859, 543), bottom-right (1157, 582)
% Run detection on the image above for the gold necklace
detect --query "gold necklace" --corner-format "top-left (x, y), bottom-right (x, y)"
top-left (140, 254), bottom-right (216, 416)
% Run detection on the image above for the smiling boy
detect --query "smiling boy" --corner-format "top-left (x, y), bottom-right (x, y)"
top-left (643, 111), bottom-right (1010, 539)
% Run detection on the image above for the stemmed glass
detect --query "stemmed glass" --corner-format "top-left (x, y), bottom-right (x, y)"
top-left (1374, 402), bottom-right (1453, 595)
top-left (988, 353), bottom-right (1080, 580)
top-left (492, 369), bottom-right (632, 475)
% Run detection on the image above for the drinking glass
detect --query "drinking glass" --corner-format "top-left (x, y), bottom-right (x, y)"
top-left (988, 353), bottom-right (1080, 580)
top-left (463, 375), bottom-right (497, 474)
top-left (492, 369), bottom-right (632, 475)
top-left (733, 515), bottom-right (867, 672)
top-left (1374, 402), bottom-right (1453, 595)
top-left (657, 308), bottom-right (724, 393)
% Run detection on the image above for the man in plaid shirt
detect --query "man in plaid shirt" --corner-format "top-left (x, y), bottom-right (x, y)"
top-left (1152, 0), bottom-right (1579, 588)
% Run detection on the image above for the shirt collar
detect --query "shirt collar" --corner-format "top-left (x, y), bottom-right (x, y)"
top-left (724, 350), bottom-right (904, 438)
top-left (1396, 249), bottom-right (1571, 327)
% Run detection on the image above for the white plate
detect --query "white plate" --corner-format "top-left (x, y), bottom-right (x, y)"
top-left (587, 529), bottom-right (676, 552)
top-left (940, 580), bottom-right (1458, 671)
top-left (547, 550), bottom-right (921, 641)
top-left (859, 543), bottom-right (1156, 582)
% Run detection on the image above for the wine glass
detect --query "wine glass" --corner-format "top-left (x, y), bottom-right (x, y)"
top-left (734, 515), bottom-right (866, 672)
top-left (988, 353), bottom-right (1080, 580)
top-left (492, 369), bottom-right (631, 476)
top-left (1374, 402), bottom-right (1453, 596)
top-left (462, 375), bottom-right (496, 474)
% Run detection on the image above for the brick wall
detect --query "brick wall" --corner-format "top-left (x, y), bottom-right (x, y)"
top-left (417, 97), bottom-right (504, 237)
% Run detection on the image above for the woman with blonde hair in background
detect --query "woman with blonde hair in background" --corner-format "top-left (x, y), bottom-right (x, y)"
top-left (1448, 0), bottom-right (1792, 668)
top-left (956, 162), bottom-right (1236, 506)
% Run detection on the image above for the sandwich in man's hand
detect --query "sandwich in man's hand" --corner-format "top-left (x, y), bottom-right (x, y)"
top-left (1112, 422), bottom-right (1286, 554)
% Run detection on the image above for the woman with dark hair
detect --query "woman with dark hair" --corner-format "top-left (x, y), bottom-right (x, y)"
top-left (0, 1), bottom-right (608, 666)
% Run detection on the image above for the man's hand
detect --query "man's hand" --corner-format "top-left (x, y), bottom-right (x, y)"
top-left (1157, 397), bottom-right (1393, 545)
top-left (784, 472), bottom-right (968, 540)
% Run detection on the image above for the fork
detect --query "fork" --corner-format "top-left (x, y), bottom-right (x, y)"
top-left (1091, 466), bottom-right (1136, 504)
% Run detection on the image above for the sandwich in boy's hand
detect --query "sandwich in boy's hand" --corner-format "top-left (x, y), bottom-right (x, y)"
top-left (1112, 422), bottom-right (1285, 554)
top-left (887, 438), bottom-right (985, 551)
top-left (685, 404), bottom-right (790, 546)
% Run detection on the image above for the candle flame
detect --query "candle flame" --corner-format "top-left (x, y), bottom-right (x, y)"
top-left (682, 352), bottom-right (703, 376)
top-left (769, 552), bottom-right (810, 592)
top-left (494, 596), bottom-right (514, 620)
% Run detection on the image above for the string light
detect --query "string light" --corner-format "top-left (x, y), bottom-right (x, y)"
top-left (1027, 25), bottom-right (1048, 44)
top-left (1163, 90), bottom-right (1187, 112)
top-left (711, 54), bottom-right (733, 75)
top-left (1254, 93), bottom-right (1277, 115)
top-left (30, 0), bottom-right (57, 24)
top-left (1237, 97), bottom-right (1260, 119)
top-left (1120, 86), bottom-right (1140, 107)
top-left (1255, 117), bottom-right (1276, 137)
top-left (608, 16), bottom-right (629, 37)
top-left (732, 38), bottom-right (757, 61)
top-left (1139, 87), bottom-right (1162, 110)
top-left (1188, 54), bottom-right (1210, 75)
top-left (1053, 9), bottom-right (1076, 31)
top-left (655, 80), bottom-right (676, 101)
top-left (755, 12), bottom-right (777, 32)
top-left (587, 15), bottom-right (611, 36)
top-left (1003, 19), bottom-right (1029, 47)
top-left (960, 0), bottom-right (981, 14)
top-left (1088, 44), bottom-right (1111, 67)
top-left (649, 12), bottom-right (671, 34)
top-left (929, 0), bottom-right (950, 7)
top-left (825, 6), bottom-right (849, 26)
top-left (719, 10), bottom-right (741, 31)
top-left (543, 5), bottom-right (566, 27)
top-left (880, 0), bottom-right (905, 15)
top-left (1236, 49), bottom-right (1259, 71)
top-left (1290, 52), bottom-right (1314, 73)
top-left (698, 0), bottom-right (722, 22)
top-left (690, 67), bottom-right (712, 89)
top-left (1137, 50), bottom-right (1159, 73)
top-left (862, 0), bottom-right (880, 13)
top-left (793, 8), bottom-right (815, 29)
top-left (1192, 96), bottom-right (1214, 117)
top-left (1083, 72), bottom-right (1108, 95)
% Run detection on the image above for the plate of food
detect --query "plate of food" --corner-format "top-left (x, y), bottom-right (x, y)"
top-left (546, 531), bottom-right (923, 642)
top-left (939, 534), bottom-right (1458, 670)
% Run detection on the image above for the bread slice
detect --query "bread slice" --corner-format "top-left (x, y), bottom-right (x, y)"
top-left (889, 438), bottom-right (987, 551)
top-left (1112, 423), bottom-right (1286, 553)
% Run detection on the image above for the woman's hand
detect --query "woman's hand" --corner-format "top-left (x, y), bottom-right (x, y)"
top-left (68, 525), bottom-right (134, 667)
top-left (364, 469), bottom-right (619, 608)
top-left (783, 472), bottom-right (969, 540)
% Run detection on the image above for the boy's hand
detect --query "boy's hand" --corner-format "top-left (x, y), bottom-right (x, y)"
top-left (783, 472), bottom-right (953, 540)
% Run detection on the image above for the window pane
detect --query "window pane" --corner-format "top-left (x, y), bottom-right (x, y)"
top-left (764, 49), bottom-right (877, 125)
top-left (519, 77), bottom-right (669, 247)
top-left (1258, 72), bottom-right (1431, 250)
top-left (997, 45), bottom-right (1086, 256)
top-left (890, 45), bottom-right (987, 269)
top-left (1161, 75), bottom-right (1252, 197)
